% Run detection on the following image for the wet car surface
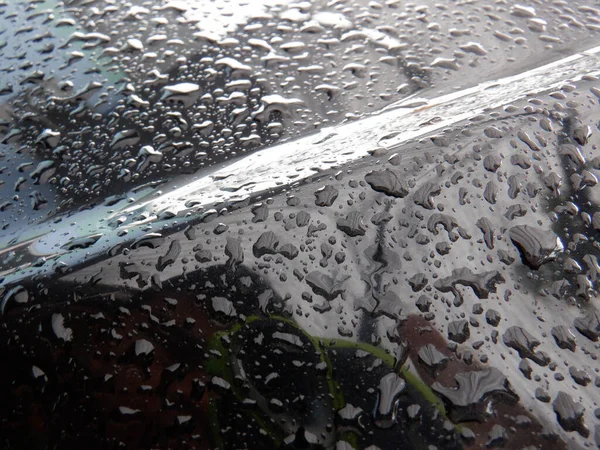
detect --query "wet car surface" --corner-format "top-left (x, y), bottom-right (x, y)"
top-left (1, 0), bottom-right (600, 449)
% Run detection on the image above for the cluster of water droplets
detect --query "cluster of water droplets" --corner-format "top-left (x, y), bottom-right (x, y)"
top-left (1, 0), bottom-right (600, 448)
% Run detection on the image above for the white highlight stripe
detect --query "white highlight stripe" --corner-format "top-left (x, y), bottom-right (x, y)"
top-left (122, 44), bottom-right (600, 218)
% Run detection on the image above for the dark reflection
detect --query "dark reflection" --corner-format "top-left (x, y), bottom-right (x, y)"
top-left (0, 261), bottom-right (566, 449)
